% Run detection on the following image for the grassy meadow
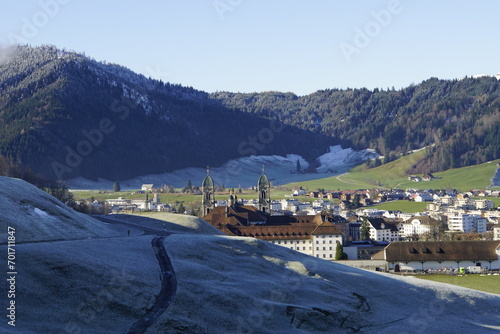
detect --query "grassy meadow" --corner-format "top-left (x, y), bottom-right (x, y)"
top-left (287, 151), bottom-right (500, 193)
top-left (415, 274), bottom-right (500, 295)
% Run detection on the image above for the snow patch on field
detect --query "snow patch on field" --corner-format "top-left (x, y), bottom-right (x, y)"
top-left (67, 145), bottom-right (378, 190)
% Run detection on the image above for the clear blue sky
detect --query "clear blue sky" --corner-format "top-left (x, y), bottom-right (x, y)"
top-left (1, 0), bottom-right (499, 96)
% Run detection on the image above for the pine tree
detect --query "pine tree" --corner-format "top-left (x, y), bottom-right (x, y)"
top-left (296, 159), bottom-right (301, 173)
top-left (335, 241), bottom-right (347, 260)
top-left (113, 181), bottom-right (121, 192)
top-left (360, 218), bottom-right (371, 241)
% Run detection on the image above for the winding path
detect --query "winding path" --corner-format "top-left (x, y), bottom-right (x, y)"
top-left (93, 216), bottom-right (178, 334)
top-left (127, 236), bottom-right (177, 334)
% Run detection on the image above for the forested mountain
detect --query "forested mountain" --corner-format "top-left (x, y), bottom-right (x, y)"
top-left (1, 45), bottom-right (499, 182)
top-left (211, 77), bottom-right (500, 173)
top-left (0, 45), bottom-right (336, 181)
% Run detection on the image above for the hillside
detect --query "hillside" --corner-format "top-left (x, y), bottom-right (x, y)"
top-left (287, 151), bottom-right (500, 192)
top-left (0, 45), bottom-right (336, 181)
top-left (1, 176), bottom-right (500, 333)
top-left (2, 45), bottom-right (500, 184)
top-left (212, 77), bottom-right (500, 174)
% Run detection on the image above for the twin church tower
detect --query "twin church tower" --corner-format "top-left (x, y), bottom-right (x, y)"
top-left (202, 167), bottom-right (271, 216)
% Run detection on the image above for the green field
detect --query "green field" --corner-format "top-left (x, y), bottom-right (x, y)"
top-left (415, 274), bottom-right (500, 295)
top-left (71, 188), bottom-right (314, 206)
top-left (286, 151), bottom-right (500, 193)
top-left (371, 200), bottom-right (428, 212)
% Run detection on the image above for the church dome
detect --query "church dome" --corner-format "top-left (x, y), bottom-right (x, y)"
top-left (202, 175), bottom-right (214, 188)
top-left (258, 174), bottom-right (270, 188)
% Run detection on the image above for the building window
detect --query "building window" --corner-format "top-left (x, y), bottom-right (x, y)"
top-left (284, 241), bottom-right (287, 244)
top-left (323, 247), bottom-right (326, 250)
top-left (277, 241), bottom-right (281, 244)
top-left (323, 254), bottom-right (326, 258)
top-left (323, 240), bottom-right (326, 244)
top-left (316, 247), bottom-right (319, 250)
top-left (329, 240), bottom-right (332, 244)
top-left (303, 247), bottom-right (306, 250)
top-left (329, 247), bottom-right (332, 250)
top-left (330, 254), bottom-right (333, 258)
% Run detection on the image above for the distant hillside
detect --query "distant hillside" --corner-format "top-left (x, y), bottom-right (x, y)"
top-left (0, 45), bottom-right (336, 181)
top-left (211, 76), bottom-right (500, 174)
top-left (287, 151), bottom-right (500, 192)
top-left (2, 45), bottom-right (500, 183)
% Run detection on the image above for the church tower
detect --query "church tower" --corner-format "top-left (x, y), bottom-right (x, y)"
top-left (257, 166), bottom-right (271, 214)
top-left (202, 166), bottom-right (215, 216)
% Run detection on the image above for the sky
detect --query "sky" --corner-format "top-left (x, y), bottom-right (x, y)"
top-left (1, 0), bottom-right (499, 96)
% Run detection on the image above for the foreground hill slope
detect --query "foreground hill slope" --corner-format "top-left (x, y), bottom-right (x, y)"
top-left (0, 176), bottom-right (118, 242)
top-left (0, 176), bottom-right (499, 333)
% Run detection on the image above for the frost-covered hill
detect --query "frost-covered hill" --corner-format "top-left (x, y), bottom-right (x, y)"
top-left (1, 176), bottom-right (500, 333)
top-left (0, 45), bottom-right (336, 182)
top-left (0, 176), bottom-right (118, 242)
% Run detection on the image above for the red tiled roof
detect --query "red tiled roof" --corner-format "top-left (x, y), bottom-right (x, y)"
top-left (203, 207), bottom-right (344, 241)
top-left (384, 241), bottom-right (500, 262)
top-left (203, 205), bottom-right (267, 227)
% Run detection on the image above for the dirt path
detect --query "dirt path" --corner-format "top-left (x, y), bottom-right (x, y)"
top-left (92, 216), bottom-right (178, 334)
top-left (335, 173), bottom-right (368, 186)
top-left (127, 236), bottom-right (177, 334)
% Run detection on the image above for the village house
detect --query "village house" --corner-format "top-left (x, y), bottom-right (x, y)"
top-left (494, 225), bottom-right (500, 241)
top-left (422, 173), bottom-right (435, 181)
top-left (476, 199), bottom-right (495, 210)
top-left (375, 241), bottom-right (500, 272)
top-left (454, 197), bottom-right (476, 210)
top-left (141, 184), bottom-right (155, 192)
top-left (401, 216), bottom-right (442, 240)
top-left (365, 217), bottom-right (402, 242)
top-left (413, 192), bottom-right (434, 202)
top-left (408, 176), bottom-right (422, 182)
top-left (445, 212), bottom-right (487, 233)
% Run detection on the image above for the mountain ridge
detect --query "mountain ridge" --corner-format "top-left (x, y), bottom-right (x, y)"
top-left (1, 44), bottom-right (500, 183)
top-left (0, 45), bottom-right (336, 181)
